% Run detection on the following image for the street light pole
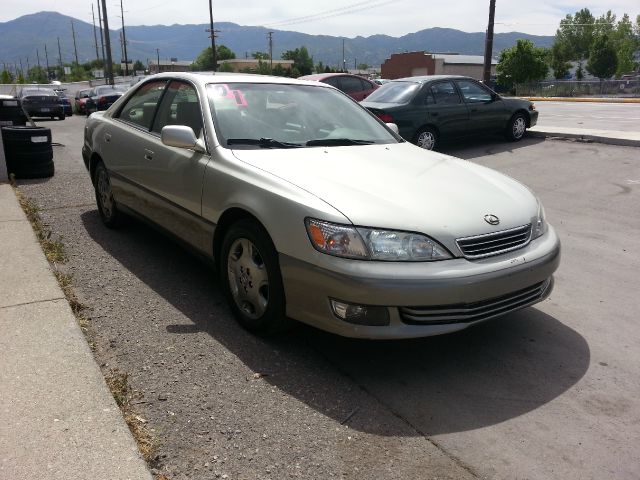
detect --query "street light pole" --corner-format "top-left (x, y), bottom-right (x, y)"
top-left (483, 0), bottom-right (496, 83)
top-left (156, 48), bottom-right (160, 74)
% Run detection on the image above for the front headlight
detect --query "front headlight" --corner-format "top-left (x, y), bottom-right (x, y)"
top-left (532, 201), bottom-right (548, 239)
top-left (305, 218), bottom-right (452, 261)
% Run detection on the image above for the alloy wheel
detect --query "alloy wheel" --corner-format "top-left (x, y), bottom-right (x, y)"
top-left (227, 238), bottom-right (270, 319)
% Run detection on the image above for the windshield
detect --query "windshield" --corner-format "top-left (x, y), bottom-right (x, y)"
top-left (365, 81), bottom-right (421, 104)
top-left (206, 82), bottom-right (399, 149)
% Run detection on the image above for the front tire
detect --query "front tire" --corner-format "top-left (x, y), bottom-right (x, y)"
top-left (414, 126), bottom-right (438, 151)
top-left (94, 162), bottom-right (122, 228)
top-left (506, 112), bottom-right (527, 141)
top-left (220, 219), bottom-right (288, 335)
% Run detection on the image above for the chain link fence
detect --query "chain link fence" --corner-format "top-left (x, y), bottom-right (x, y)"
top-left (516, 80), bottom-right (640, 98)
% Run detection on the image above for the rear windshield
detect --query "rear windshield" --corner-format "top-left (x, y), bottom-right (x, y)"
top-left (22, 89), bottom-right (57, 97)
top-left (95, 87), bottom-right (119, 96)
top-left (365, 81), bottom-right (421, 103)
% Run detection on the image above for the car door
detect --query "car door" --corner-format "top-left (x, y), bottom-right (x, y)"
top-left (426, 81), bottom-right (470, 136)
top-left (143, 80), bottom-right (212, 253)
top-left (454, 79), bottom-right (508, 133)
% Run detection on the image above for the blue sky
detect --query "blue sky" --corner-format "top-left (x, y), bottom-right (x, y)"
top-left (1, 1), bottom-right (638, 37)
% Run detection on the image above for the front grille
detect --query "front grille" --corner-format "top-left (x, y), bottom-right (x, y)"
top-left (456, 224), bottom-right (532, 259)
top-left (399, 279), bottom-right (550, 325)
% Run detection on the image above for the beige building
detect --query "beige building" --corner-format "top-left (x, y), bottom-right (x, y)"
top-left (148, 60), bottom-right (193, 74)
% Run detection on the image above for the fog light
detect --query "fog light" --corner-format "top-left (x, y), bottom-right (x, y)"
top-left (330, 299), bottom-right (390, 326)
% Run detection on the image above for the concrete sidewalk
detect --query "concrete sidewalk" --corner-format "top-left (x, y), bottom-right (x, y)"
top-left (0, 184), bottom-right (152, 480)
top-left (529, 125), bottom-right (640, 147)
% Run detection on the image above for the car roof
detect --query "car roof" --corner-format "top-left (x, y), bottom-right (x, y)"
top-left (389, 75), bottom-right (475, 83)
top-left (299, 73), bottom-right (366, 81)
top-left (136, 71), bottom-right (337, 90)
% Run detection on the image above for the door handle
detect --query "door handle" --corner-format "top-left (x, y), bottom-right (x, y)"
top-left (144, 148), bottom-right (154, 160)
top-left (104, 133), bottom-right (111, 143)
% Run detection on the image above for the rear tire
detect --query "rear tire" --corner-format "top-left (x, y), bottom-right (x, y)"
top-left (413, 126), bottom-right (438, 151)
top-left (94, 162), bottom-right (122, 228)
top-left (219, 219), bottom-right (289, 335)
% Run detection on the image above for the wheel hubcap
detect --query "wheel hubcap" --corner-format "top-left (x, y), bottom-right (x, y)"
top-left (227, 238), bottom-right (269, 319)
top-left (513, 117), bottom-right (526, 138)
top-left (97, 169), bottom-right (113, 218)
top-left (417, 131), bottom-right (435, 150)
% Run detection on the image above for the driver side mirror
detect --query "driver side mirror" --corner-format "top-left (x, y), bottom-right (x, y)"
top-left (161, 125), bottom-right (205, 153)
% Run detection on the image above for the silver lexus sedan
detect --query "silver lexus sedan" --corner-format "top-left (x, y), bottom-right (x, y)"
top-left (83, 72), bottom-right (560, 339)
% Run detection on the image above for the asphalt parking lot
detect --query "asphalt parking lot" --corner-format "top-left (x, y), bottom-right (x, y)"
top-left (16, 115), bottom-right (640, 480)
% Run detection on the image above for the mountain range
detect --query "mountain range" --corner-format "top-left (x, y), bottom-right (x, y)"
top-left (0, 11), bottom-right (555, 70)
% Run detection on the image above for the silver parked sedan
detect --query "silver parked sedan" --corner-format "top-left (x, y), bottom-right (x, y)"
top-left (83, 72), bottom-right (560, 339)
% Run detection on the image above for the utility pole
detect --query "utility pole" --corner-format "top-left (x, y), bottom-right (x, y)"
top-left (267, 31), bottom-right (273, 73)
top-left (36, 49), bottom-right (41, 81)
top-left (97, 0), bottom-right (106, 66)
top-left (91, 3), bottom-right (100, 63)
top-left (44, 44), bottom-right (50, 80)
top-left (207, 0), bottom-right (217, 71)
top-left (57, 37), bottom-right (63, 77)
top-left (101, 0), bottom-right (115, 85)
top-left (71, 20), bottom-right (80, 66)
top-left (156, 48), bottom-right (160, 74)
top-left (483, 0), bottom-right (496, 83)
top-left (119, 32), bottom-right (125, 69)
top-left (342, 38), bottom-right (346, 72)
top-left (119, 0), bottom-right (129, 76)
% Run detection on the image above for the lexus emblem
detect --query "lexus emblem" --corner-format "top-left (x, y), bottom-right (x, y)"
top-left (484, 214), bottom-right (500, 226)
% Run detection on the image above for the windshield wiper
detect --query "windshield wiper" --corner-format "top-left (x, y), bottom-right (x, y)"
top-left (226, 137), bottom-right (303, 148)
top-left (306, 138), bottom-right (375, 146)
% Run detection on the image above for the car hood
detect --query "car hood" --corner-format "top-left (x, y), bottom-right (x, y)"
top-left (231, 142), bottom-right (538, 242)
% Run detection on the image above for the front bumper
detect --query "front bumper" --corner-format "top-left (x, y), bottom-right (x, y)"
top-left (529, 109), bottom-right (539, 127)
top-left (280, 226), bottom-right (560, 339)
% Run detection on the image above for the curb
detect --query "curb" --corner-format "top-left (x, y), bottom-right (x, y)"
top-left (528, 129), bottom-right (640, 148)
top-left (525, 96), bottom-right (640, 104)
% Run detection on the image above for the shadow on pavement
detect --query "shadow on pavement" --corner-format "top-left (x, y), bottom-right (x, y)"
top-left (81, 208), bottom-right (589, 437)
top-left (440, 135), bottom-right (546, 159)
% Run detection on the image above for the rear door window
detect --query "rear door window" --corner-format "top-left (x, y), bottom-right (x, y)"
top-left (430, 81), bottom-right (462, 105)
top-left (339, 76), bottom-right (364, 94)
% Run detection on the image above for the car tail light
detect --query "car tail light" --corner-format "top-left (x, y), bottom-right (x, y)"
top-left (375, 112), bottom-right (394, 123)
top-left (98, 96), bottom-right (107, 105)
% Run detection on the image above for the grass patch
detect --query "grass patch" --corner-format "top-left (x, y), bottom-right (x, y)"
top-left (105, 369), bottom-right (158, 463)
top-left (14, 189), bottom-right (67, 264)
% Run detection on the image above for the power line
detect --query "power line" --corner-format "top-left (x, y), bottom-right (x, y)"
top-left (262, 0), bottom-right (399, 28)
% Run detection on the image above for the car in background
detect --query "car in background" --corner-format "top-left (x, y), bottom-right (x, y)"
top-left (19, 87), bottom-right (65, 120)
top-left (373, 78), bottom-right (390, 86)
top-left (0, 94), bottom-right (27, 126)
top-left (298, 73), bottom-right (379, 101)
top-left (85, 85), bottom-right (125, 116)
top-left (361, 75), bottom-right (538, 150)
top-left (82, 72), bottom-right (559, 339)
top-left (54, 90), bottom-right (73, 116)
top-left (75, 88), bottom-right (93, 114)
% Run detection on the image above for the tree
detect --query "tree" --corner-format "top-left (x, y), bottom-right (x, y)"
top-left (610, 14), bottom-right (640, 76)
top-left (0, 70), bottom-right (13, 84)
top-left (218, 62), bottom-right (234, 72)
top-left (550, 41), bottom-right (571, 79)
top-left (281, 47), bottom-right (313, 76)
top-left (252, 52), bottom-right (270, 60)
top-left (496, 39), bottom-right (549, 89)
top-left (587, 34), bottom-right (618, 80)
top-left (192, 45), bottom-right (236, 70)
top-left (556, 8), bottom-right (596, 61)
top-left (133, 60), bottom-right (145, 72)
top-left (357, 63), bottom-right (370, 70)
